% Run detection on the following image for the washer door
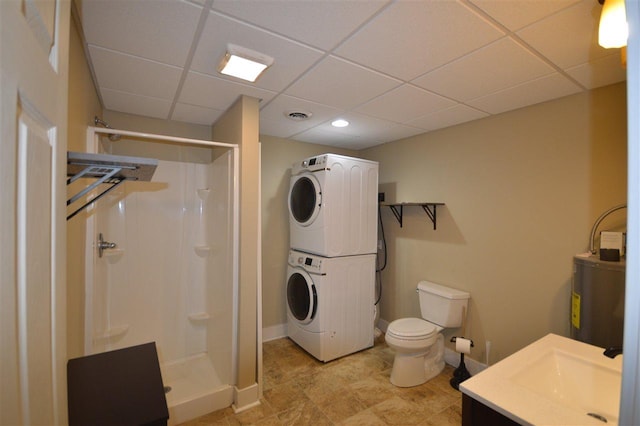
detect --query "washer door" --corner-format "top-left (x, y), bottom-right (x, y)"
top-left (287, 268), bottom-right (317, 325)
top-left (288, 173), bottom-right (322, 226)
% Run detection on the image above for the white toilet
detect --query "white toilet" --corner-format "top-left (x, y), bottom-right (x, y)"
top-left (385, 281), bottom-right (470, 387)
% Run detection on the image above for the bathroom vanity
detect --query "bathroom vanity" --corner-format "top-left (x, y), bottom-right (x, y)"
top-left (459, 334), bottom-right (622, 426)
top-left (462, 394), bottom-right (520, 425)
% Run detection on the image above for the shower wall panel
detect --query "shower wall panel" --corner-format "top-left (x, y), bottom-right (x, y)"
top-left (88, 148), bottom-right (233, 384)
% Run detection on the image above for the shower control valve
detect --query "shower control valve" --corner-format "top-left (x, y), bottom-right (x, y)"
top-left (97, 233), bottom-right (117, 258)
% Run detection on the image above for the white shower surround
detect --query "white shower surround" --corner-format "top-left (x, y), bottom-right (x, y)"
top-left (83, 127), bottom-right (239, 424)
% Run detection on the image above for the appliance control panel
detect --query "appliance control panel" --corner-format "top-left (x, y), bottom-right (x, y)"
top-left (289, 252), bottom-right (322, 272)
top-left (295, 154), bottom-right (328, 173)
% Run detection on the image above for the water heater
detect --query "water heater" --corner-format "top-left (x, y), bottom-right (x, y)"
top-left (571, 255), bottom-right (625, 349)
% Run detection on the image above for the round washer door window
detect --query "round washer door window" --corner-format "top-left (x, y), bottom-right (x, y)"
top-left (287, 270), bottom-right (317, 324)
top-left (288, 174), bottom-right (321, 226)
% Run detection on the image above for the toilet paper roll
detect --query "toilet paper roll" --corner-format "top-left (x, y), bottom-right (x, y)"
top-left (455, 337), bottom-right (472, 354)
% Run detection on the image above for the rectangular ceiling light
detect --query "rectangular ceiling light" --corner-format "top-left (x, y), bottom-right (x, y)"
top-left (218, 44), bottom-right (274, 82)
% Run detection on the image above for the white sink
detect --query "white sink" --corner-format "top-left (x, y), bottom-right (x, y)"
top-left (460, 334), bottom-right (623, 425)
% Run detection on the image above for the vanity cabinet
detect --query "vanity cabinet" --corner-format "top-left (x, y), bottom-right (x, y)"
top-left (462, 394), bottom-right (521, 426)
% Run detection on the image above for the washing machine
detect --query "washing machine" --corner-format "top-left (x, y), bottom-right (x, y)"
top-left (288, 153), bottom-right (378, 257)
top-left (286, 249), bottom-right (376, 362)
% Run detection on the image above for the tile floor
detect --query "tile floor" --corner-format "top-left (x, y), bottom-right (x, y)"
top-left (179, 335), bottom-right (463, 425)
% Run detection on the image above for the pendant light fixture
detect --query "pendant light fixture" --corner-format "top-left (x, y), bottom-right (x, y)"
top-left (598, 0), bottom-right (628, 49)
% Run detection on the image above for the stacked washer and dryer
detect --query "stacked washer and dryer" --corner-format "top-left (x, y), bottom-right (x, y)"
top-left (286, 153), bottom-right (379, 362)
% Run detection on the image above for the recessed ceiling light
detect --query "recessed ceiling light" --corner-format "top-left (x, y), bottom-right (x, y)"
top-left (331, 119), bottom-right (349, 128)
top-left (218, 44), bottom-right (274, 82)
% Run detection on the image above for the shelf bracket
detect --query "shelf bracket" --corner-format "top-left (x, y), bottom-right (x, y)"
top-left (388, 204), bottom-right (404, 228)
top-left (421, 204), bottom-right (438, 230)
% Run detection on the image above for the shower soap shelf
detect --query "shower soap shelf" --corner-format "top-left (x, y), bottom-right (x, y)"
top-left (194, 245), bottom-right (211, 257)
top-left (93, 324), bottom-right (129, 341)
top-left (66, 151), bottom-right (158, 221)
top-left (381, 202), bottom-right (445, 229)
top-left (188, 313), bottom-right (210, 322)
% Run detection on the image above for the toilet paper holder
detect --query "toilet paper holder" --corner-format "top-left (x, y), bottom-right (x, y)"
top-left (449, 336), bottom-right (474, 391)
top-left (450, 336), bottom-right (475, 348)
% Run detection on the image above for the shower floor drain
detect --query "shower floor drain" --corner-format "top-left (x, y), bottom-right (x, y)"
top-left (164, 386), bottom-right (172, 394)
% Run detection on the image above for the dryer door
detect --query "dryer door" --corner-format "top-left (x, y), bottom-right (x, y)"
top-left (287, 268), bottom-right (317, 325)
top-left (288, 173), bottom-right (322, 226)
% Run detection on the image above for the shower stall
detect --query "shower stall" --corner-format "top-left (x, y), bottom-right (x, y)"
top-left (81, 126), bottom-right (239, 425)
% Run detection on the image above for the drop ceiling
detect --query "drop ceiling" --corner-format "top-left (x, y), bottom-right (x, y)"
top-left (79, 0), bottom-right (626, 150)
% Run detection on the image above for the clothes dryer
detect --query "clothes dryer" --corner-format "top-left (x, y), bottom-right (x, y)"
top-left (286, 249), bottom-right (375, 362)
top-left (288, 153), bottom-right (378, 257)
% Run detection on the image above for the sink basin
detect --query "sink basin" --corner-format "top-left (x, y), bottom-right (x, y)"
top-left (511, 347), bottom-right (621, 423)
top-left (460, 334), bottom-right (622, 425)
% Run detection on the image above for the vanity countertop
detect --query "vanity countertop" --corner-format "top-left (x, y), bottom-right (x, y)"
top-left (460, 333), bottom-right (622, 426)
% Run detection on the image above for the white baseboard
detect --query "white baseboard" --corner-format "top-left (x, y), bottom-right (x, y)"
top-left (232, 383), bottom-right (260, 413)
top-left (264, 320), bottom-right (486, 375)
top-left (444, 347), bottom-right (487, 376)
top-left (262, 323), bottom-right (287, 342)
top-left (378, 318), bottom-right (389, 333)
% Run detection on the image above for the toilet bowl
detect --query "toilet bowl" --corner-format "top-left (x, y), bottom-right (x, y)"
top-left (385, 318), bottom-right (445, 387)
top-left (385, 281), bottom-right (470, 388)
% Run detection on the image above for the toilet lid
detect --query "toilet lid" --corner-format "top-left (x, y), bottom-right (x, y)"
top-left (388, 318), bottom-right (437, 339)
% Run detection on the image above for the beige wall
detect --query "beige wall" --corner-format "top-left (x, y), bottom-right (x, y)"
top-left (361, 82), bottom-right (627, 363)
top-left (260, 136), bottom-right (357, 330)
top-left (103, 110), bottom-right (212, 140)
top-left (213, 96), bottom-right (261, 390)
top-left (66, 10), bottom-right (102, 359)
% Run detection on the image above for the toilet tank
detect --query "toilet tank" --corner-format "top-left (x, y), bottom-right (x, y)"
top-left (417, 281), bottom-right (470, 327)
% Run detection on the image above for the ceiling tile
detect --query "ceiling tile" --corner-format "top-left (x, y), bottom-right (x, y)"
top-left (413, 37), bottom-right (555, 101)
top-left (260, 117), bottom-right (314, 139)
top-left (371, 124), bottom-right (427, 144)
top-left (467, 73), bottom-right (583, 114)
top-left (172, 103), bottom-right (224, 126)
top-left (190, 11), bottom-right (324, 92)
top-left (565, 52), bottom-right (627, 89)
top-left (516, 0), bottom-right (608, 70)
top-left (334, 1), bottom-right (504, 81)
top-left (81, 0), bottom-right (202, 67)
top-left (292, 111), bottom-right (403, 148)
top-left (408, 105), bottom-right (489, 132)
top-left (293, 126), bottom-right (363, 147)
top-left (468, 0), bottom-right (581, 31)
top-left (322, 111), bottom-right (397, 138)
top-left (179, 71), bottom-right (277, 111)
top-left (210, 0), bottom-right (390, 50)
top-left (355, 84), bottom-right (456, 123)
top-left (285, 56), bottom-right (401, 109)
top-left (88, 46), bottom-right (182, 100)
top-left (101, 89), bottom-right (172, 119)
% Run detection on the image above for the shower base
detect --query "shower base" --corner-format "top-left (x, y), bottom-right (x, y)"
top-left (161, 353), bottom-right (233, 425)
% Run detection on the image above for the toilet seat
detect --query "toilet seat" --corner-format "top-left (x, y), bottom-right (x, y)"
top-left (387, 318), bottom-right (437, 340)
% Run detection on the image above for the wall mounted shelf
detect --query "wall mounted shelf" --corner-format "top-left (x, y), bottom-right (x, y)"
top-left (66, 151), bottom-right (158, 221)
top-left (381, 202), bottom-right (445, 229)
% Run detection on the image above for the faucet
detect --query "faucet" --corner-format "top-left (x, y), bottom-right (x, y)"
top-left (603, 346), bottom-right (623, 358)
